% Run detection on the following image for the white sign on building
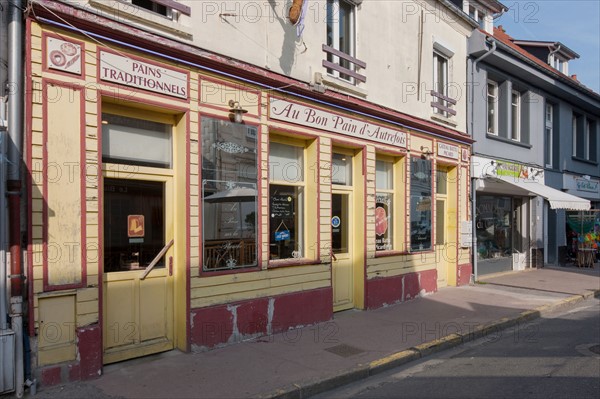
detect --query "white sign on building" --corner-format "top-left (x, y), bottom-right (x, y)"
top-left (47, 37), bottom-right (82, 75)
top-left (269, 97), bottom-right (407, 148)
top-left (99, 51), bottom-right (188, 99)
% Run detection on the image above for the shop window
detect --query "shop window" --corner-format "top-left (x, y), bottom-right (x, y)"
top-left (410, 157), bottom-right (432, 252)
top-left (269, 142), bottom-right (305, 260)
top-left (375, 159), bottom-right (393, 251)
top-left (102, 113), bottom-right (172, 168)
top-left (375, 156), bottom-right (405, 252)
top-left (332, 152), bottom-right (352, 185)
top-left (476, 196), bottom-right (513, 262)
top-left (326, 0), bottom-right (356, 82)
top-left (201, 117), bottom-right (258, 271)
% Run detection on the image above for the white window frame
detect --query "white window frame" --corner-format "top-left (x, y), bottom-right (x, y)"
top-left (130, 0), bottom-right (175, 19)
top-left (468, 5), bottom-right (485, 29)
top-left (545, 103), bottom-right (553, 168)
top-left (585, 120), bottom-right (591, 160)
top-left (433, 51), bottom-right (449, 117)
top-left (487, 80), bottom-right (498, 135)
top-left (511, 90), bottom-right (521, 141)
top-left (326, 0), bottom-right (356, 83)
top-left (572, 115), bottom-right (577, 156)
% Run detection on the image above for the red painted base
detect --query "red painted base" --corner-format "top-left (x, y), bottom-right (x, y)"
top-left (457, 263), bottom-right (472, 286)
top-left (37, 324), bottom-right (102, 387)
top-left (190, 287), bottom-right (333, 349)
top-left (366, 269), bottom-right (438, 309)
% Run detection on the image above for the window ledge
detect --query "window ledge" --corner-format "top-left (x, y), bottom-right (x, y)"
top-left (374, 250), bottom-right (409, 258)
top-left (486, 134), bottom-right (532, 149)
top-left (322, 75), bottom-right (368, 99)
top-left (89, 0), bottom-right (193, 39)
top-left (430, 113), bottom-right (457, 128)
top-left (571, 156), bottom-right (598, 166)
top-left (268, 258), bottom-right (321, 269)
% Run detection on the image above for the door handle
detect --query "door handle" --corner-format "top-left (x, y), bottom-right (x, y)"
top-left (169, 256), bottom-right (173, 276)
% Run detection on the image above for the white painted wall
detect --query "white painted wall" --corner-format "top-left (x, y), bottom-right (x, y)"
top-left (78, 0), bottom-right (473, 132)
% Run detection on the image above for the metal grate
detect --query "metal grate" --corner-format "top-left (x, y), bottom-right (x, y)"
top-left (324, 344), bottom-right (365, 358)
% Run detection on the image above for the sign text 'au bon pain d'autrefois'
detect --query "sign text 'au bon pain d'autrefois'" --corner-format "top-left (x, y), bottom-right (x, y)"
top-left (99, 51), bottom-right (188, 99)
top-left (269, 98), bottom-right (407, 148)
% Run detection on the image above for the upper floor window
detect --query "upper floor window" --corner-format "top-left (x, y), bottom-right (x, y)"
top-left (586, 120), bottom-right (597, 162)
top-left (468, 5), bottom-right (486, 29)
top-left (511, 90), bottom-right (521, 141)
top-left (572, 113), bottom-right (583, 158)
top-left (126, 0), bottom-right (191, 20)
top-left (432, 51), bottom-right (452, 118)
top-left (132, 0), bottom-right (172, 18)
top-left (326, 0), bottom-right (356, 82)
top-left (545, 104), bottom-right (553, 168)
top-left (550, 54), bottom-right (569, 75)
top-left (487, 80), bottom-right (498, 135)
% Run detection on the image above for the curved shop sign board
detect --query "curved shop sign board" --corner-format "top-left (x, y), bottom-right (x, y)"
top-left (269, 97), bottom-right (407, 149)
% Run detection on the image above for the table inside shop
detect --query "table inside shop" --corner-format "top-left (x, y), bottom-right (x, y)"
top-left (577, 247), bottom-right (597, 268)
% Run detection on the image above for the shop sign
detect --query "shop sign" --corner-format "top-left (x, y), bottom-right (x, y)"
top-left (269, 98), bottom-right (407, 148)
top-left (576, 179), bottom-right (599, 193)
top-left (563, 174), bottom-right (600, 196)
top-left (47, 37), bottom-right (82, 74)
top-left (437, 142), bottom-right (459, 159)
top-left (100, 51), bottom-right (188, 99)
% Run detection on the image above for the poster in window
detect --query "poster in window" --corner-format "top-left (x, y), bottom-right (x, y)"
top-left (375, 194), bottom-right (391, 251)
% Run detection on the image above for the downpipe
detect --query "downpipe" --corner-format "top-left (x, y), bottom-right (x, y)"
top-left (7, 0), bottom-right (25, 397)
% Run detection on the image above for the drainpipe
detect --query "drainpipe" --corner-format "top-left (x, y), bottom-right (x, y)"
top-left (8, 0), bottom-right (25, 397)
top-left (470, 39), bottom-right (496, 283)
top-left (547, 43), bottom-right (561, 67)
top-left (1, 130), bottom-right (7, 332)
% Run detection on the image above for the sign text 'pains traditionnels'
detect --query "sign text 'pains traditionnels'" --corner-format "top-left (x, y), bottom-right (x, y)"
top-left (100, 51), bottom-right (188, 99)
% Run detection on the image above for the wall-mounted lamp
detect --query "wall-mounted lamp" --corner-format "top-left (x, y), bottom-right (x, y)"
top-left (228, 100), bottom-right (248, 124)
top-left (420, 146), bottom-right (434, 160)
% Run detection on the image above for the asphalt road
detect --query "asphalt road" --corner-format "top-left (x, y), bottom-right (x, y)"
top-left (316, 299), bottom-right (600, 399)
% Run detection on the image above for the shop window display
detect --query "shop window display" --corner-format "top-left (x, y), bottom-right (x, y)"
top-left (476, 196), bottom-right (513, 261)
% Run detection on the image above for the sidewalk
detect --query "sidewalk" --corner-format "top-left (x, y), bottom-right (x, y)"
top-left (34, 266), bottom-right (600, 399)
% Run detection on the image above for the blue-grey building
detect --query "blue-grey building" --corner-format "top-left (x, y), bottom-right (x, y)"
top-left (467, 20), bottom-right (599, 276)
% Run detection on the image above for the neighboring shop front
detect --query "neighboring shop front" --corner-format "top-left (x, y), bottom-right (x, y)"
top-left (26, 20), bottom-right (472, 384)
top-left (473, 157), bottom-right (590, 276)
top-left (550, 174), bottom-right (600, 265)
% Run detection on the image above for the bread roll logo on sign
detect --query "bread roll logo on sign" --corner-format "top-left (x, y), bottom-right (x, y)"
top-left (47, 37), bottom-right (82, 74)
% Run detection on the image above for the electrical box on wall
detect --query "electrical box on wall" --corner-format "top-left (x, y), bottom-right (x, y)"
top-left (460, 221), bottom-right (473, 248)
top-left (0, 329), bottom-right (15, 394)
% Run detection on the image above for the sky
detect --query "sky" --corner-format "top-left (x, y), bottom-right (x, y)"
top-left (496, 0), bottom-right (600, 93)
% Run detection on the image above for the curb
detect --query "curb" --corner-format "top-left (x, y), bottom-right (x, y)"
top-left (258, 288), bottom-right (600, 399)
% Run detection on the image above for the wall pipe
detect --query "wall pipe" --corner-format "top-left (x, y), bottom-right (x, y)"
top-left (36, 16), bottom-right (473, 147)
top-left (8, 0), bottom-right (25, 397)
top-left (0, 132), bottom-right (7, 330)
top-left (470, 39), bottom-right (496, 283)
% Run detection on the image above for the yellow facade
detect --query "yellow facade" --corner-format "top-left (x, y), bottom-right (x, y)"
top-left (28, 20), bottom-right (472, 370)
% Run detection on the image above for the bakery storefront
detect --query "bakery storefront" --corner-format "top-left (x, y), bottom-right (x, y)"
top-left (26, 20), bottom-right (473, 384)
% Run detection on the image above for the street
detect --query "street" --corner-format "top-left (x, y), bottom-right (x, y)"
top-left (316, 299), bottom-right (600, 399)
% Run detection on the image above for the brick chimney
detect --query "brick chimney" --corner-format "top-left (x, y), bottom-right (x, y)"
top-left (571, 74), bottom-right (578, 81)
